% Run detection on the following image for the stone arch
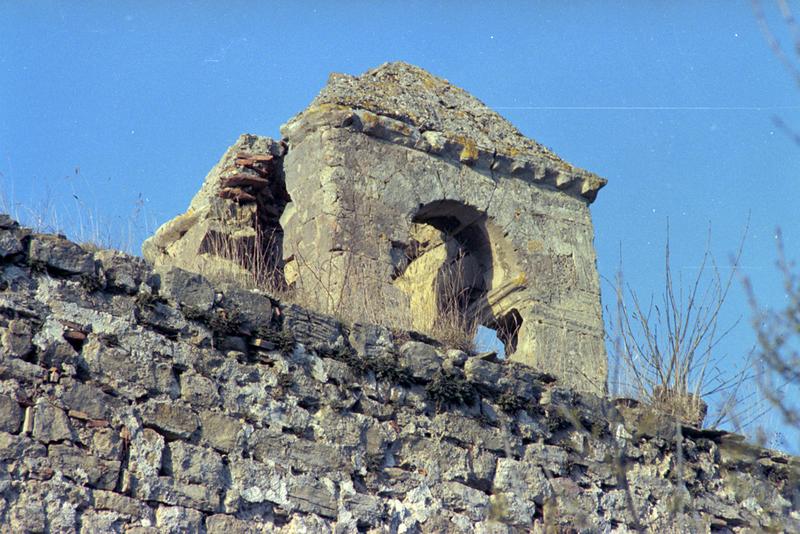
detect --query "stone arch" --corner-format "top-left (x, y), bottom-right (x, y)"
top-left (392, 199), bottom-right (527, 356)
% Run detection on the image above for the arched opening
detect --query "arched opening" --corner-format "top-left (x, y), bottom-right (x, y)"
top-left (390, 200), bottom-right (496, 350)
top-left (485, 308), bottom-right (523, 355)
top-left (414, 200), bottom-right (492, 319)
top-left (390, 199), bottom-right (527, 355)
top-left (474, 325), bottom-right (507, 358)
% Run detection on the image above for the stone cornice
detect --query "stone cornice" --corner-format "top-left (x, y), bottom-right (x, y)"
top-left (281, 104), bottom-right (607, 204)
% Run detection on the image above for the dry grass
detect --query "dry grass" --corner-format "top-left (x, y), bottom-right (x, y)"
top-left (0, 173), bottom-right (152, 255)
top-left (201, 223), bottom-right (288, 297)
top-left (200, 217), bottom-right (477, 351)
top-left (424, 250), bottom-right (478, 353)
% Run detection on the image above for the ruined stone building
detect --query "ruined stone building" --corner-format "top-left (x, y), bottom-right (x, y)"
top-left (143, 62), bottom-right (608, 394)
top-left (1, 65), bottom-right (798, 532)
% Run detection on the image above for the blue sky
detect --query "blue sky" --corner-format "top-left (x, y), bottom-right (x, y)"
top-left (2, 2), bottom-right (799, 450)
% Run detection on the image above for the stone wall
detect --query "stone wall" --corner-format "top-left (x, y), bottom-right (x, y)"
top-left (1, 215), bottom-right (798, 532)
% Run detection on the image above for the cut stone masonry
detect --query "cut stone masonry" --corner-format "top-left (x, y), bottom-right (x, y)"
top-left (144, 62), bottom-right (608, 394)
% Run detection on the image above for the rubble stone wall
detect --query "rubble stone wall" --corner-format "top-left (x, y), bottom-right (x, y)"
top-left (1, 216), bottom-right (798, 532)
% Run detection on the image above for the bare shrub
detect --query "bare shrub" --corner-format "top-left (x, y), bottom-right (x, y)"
top-left (746, 230), bottom-right (800, 434)
top-left (608, 224), bottom-right (754, 428)
top-left (749, 1), bottom-right (800, 449)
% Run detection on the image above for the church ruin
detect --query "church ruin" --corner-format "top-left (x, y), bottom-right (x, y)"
top-left (143, 62), bottom-right (608, 394)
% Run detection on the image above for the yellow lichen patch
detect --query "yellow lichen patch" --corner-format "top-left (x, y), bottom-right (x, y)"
top-left (394, 121), bottom-right (413, 136)
top-left (455, 136), bottom-right (479, 164)
top-left (526, 240), bottom-right (544, 253)
top-left (304, 103), bottom-right (353, 116)
top-left (421, 73), bottom-right (439, 91)
top-left (580, 176), bottom-right (607, 196)
top-left (421, 131), bottom-right (445, 152)
top-left (283, 258), bottom-right (299, 286)
top-left (359, 110), bottom-right (380, 129)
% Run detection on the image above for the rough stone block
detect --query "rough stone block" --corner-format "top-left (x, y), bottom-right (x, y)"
top-left (180, 372), bottom-right (221, 408)
top-left (493, 458), bottom-right (551, 506)
top-left (249, 428), bottom-right (349, 474)
top-left (1, 318), bottom-right (33, 357)
top-left (155, 505), bottom-right (205, 533)
top-left (488, 492), bottom-right (537, 528)
top-left (0, 357), bottom-right (46, 383)
top-left (0, 229), bottom-right (23, 258)
top-left (341, 488), bottom-right (386, 528)
top-left (523, 442), bottom-right (569, 476)
top-left (430, 413), bottom-right (520, 455)
top-left (134, 300), bottom-right (189, 337)
top-left (438, 480), bottom-right (490, 521)
top-left (93, 489), bottom-right (154, 520)
top-left (219, 285), bottom-right (273, 332)
top-left (154, 266), bottom-right (216, 313)
top-left (205, 514), bottom-right (262, 534)
top-left (91, 427), bottom-right (124, 460)
top-left (132, 475), bottom-right (222, 513)
top-left (229, 458), bottom-right (286, 505)
top-left (8, 489), bottom-right (47, 533)
top-left (78, 509), bottom-right (129, 533)
top-left (129, 428), bottom-right (165, 478)
top-left (318, 356), bottom-right (357, 385)
top-left (59, 379), bottom-right (116, 420)
top-left (95, 249), bottom-right (149, 294)
top-left (29, 235), bottom-right (95, 274)
top-left (81, 338), bottom-right (178, 400)
top-left (32, 400), bottom-right (75, 443)
top-left (312, 407), bottom-right (371, 449)
top-left (464, 357), bottom-right (503, 390)
top-left (140, 400), bottom-right (199, 440)
top-left (398, 341), bottom-right (442, 381)
top-left (49, 443), bottom-right (121, 490)
top-left (285, 474), bottom-right (337, 518)
top-left (349, 322), bottom-right (393, 358)
top-left (0, 213), bottom-right (18, 228)
top-left (199, 410), bottom-right (241, 453)
top-left (0, 430), bottom-right (47, 463)
top-left (164, 441), bottom-right (225, 489)
top-left (395, 436), bottom-right (472, 483)
top-left (0, 263), bottom-right (34, 291)
top-left (0, 394), bottom-right (23, 433)
top-left (282, 304), bottom-right (342, 348)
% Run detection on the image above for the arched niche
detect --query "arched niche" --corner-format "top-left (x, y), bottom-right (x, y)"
top-left (391, 199), bottom-right (526, 355)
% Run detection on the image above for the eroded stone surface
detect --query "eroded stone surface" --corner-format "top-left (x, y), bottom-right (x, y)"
top-left (142, 134), bottom-right (288, 290)
top-left (0, 104), bottom-right (795, 534)
top-left (143, 62), bottom-right (607, 393)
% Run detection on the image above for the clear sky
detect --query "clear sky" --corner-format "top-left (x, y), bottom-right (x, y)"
top-left (2, 2), bottom-right (799, 451)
